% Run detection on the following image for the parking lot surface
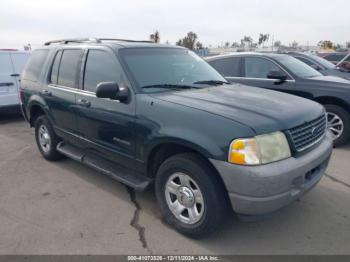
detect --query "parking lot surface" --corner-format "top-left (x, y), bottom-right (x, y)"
top-left (0, 115), bottom-right (349, 255)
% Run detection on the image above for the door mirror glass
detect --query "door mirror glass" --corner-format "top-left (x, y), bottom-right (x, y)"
top-left (96, 82), bottom-right (129, 102)
top-left (267, 70), bottom-right (288, 82)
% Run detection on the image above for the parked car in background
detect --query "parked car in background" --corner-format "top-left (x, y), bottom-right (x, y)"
top-left (206, 53), bottom-right (350, 146)
top-left (319, 52), bottom-right (348, 65)
top-left (21, 38), bottom-right (332, 237)
top-left (283, 51), bottom-right (350, 80)
top-left (337, 53), bottom-right (350, 72)
top-left (0, 49), bottom-right (30, 113)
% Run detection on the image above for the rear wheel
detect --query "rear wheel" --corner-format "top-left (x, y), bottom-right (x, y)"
top-left (325, 104), bottom-right (350, 147)
top-left (35, 115), bottom-right (63, 161)
top-left (155, 153), bottom-right (229, 238)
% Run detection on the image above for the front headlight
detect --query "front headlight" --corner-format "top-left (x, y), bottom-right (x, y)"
top-left (228, 132), bottom-right (291, 165)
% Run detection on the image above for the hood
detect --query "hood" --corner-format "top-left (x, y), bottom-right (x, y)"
top-left (321, 69), bottom-right (350, 81)
top-left (151, 84), bottom-right (324, 134)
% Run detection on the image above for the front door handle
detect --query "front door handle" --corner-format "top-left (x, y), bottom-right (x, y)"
top-left (10, 74), bottom-right (20, 77)
top-left (41, 89), bottom-right (52, 96)
top-left (77, 99), bottom-right (91, 107)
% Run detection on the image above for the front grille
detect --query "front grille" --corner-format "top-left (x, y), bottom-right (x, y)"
top-left (288, 114), bottom-right (327, 152)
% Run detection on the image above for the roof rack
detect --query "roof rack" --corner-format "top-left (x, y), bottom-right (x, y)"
top-left (44, 38), bottom-right (154, 46)
top-left (98, 38), bottom-right (153, 43)
top-left (44, 38), bottom-right (101, 46)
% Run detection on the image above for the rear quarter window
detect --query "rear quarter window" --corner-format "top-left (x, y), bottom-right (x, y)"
top-left (22, 50), bottom-right (49, 82)
top-left (57, 49), bottom-right (82, 88)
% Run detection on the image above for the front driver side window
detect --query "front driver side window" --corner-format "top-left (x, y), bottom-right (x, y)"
top-left (244, 57), bottom-right (282, 79)
top-left (83, 50), bottom-right (121, 92)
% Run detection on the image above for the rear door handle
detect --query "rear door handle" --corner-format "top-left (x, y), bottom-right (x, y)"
top-left (77, 99), bottom-right (91, 107)
top-left (0, 82), bottom-right (14, 87)
top-left (41, 89), bottom-right (52, 96)
top-left (10, 74), bottom-right (20, 77)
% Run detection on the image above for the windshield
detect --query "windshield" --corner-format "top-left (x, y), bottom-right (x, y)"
top-left (309, 54), bottom-right (336, 69)
top-left (119, 48), bottom-right (226, 92)
top-left (276, 55), bottom-right (322, 78)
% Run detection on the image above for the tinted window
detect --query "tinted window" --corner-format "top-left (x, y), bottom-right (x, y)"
top-left (50, 50), bottom-right (62, 84)
top-left (84, 50), bottom-right (120, 92)
top-left (324, 54), bottom-right (346, 62)
top-left (120, 48), bottom-right (225, 93)
top-left (275, 56), bottom-right (322, 78)
top-left (296, 57), bottom-right (314, 66)
top-left (309, 55), bottom-right (335, 69)
top-left (244, 57), bottom-right (282, 78)
top-left (210, 57), bottom-right (241, 77)
top-left (22, 50), bottom-right (49, 82)
top-left (57, 49), bottom-right (81, 88)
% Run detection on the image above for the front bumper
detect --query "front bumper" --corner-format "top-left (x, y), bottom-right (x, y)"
top-left (210, 132), bottom-right (333, 216)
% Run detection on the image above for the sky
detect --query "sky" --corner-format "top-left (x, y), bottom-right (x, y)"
top-left (1, 0), bottom-right (349, 49)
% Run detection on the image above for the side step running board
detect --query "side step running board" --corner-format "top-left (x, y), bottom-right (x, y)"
top-left (57, 142), bottom-right (152, 191)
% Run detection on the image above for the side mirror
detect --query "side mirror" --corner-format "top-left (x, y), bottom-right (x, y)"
top-left (96, 82), bottom-right (129, 102)
top-left (267, 70), bottom-right (288, 82)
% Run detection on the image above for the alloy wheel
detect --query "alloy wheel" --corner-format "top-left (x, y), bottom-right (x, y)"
top-left (327, 112), bottom-right (344, 140)
top-left (165, 172), bottom-right (205, 224)
top-left (38, 124), bottom-right (51, 153)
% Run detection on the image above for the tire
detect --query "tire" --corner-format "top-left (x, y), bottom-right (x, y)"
top-left (155, 152), bottom-right (230, 238)
top-left (325, 104), bottom-right (350, 147)
top-left (34, 115), bottom-right (63, 161)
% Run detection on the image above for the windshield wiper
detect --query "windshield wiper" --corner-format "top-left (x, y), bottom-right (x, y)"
top-left (141, 84), bottom-right (200, 89)
top-left (193, 80), bottom-right (229, 85)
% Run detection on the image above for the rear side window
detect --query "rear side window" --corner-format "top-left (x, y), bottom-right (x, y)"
top-left (57, 49), bottom-right (82, 88)
top-left (324, 54), bottom-right (346, 62)
top-left (50, 51), bottom-right (62, 84)
top-left (22, 50), bottom-right (49, 82)
top-left (244, 57), bottom-right (281, 78)
top-left (83, 50), bottom-right (120, 92)
top-left (210, 57), bottom-right (241, 77)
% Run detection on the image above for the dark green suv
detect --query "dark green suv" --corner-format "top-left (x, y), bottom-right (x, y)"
top-left (20, 38), bottom-right (332, 237)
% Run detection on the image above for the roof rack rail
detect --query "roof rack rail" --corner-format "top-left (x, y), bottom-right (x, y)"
top-left (98, 38), bottom-right (154, 43)
top-left (44, 38), bottom-right (101, 46)
top-left (44, 38), bottom-right (155, 46)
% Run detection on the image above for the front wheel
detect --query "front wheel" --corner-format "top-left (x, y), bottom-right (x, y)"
top-left (325, 104), bottom-right (350, 147)
top-left (155, 153), bottom-right (229, 238)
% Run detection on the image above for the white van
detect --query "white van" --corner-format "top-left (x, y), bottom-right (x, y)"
top-left (0, 49), bottom-right (30, 113)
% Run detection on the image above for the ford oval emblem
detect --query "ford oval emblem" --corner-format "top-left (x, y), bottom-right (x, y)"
top-left (311, 127), bottom-right (317, 136)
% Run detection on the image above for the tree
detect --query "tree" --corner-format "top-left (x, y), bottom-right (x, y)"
top-left (258, 33), bottom-right (270, 47)
top-left (149, 30), bottom-right (160, 43)
top-left (346, 42), bottom-right (350, 48)
top-left (274, 40), bottom-right (282, 47)
top-left (176, 32), bottom-right (201, 50)
top-left (231, 42), bottom-right (239, 48)
top-left (224, 42), bottom-right (230, 48)
top-left (291, 41), bottom-right (298, 49)
top-left (318, 40), bottom-right (334, 50)
top-left (240, 36), bottom-right (253, 48)
top-left (196, 41), bottom-right (203, 49)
